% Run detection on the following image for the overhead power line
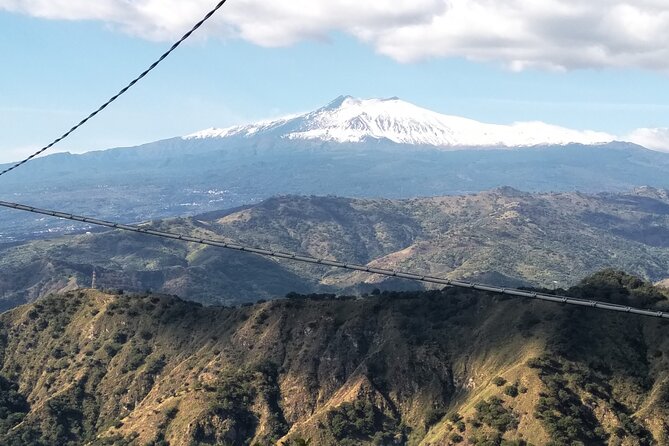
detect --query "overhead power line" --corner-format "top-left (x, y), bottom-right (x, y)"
top-left (0, 0), bottom-right (229, 179)
top-left (1, 199), bottom-right (667, 319)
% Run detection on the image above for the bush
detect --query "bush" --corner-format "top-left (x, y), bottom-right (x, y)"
top-left (504, 384), bottom-right (519, 398)
top-left (0, 375), bottom-right (29, 432)
top-left (206, 369), bottom-right (261, 441)
top-left (51, 348), bottom-right (66, 359)
top-left (327, 401), bottom-right (377, 439)
top-left (122, 343), bottom-right (153, 373)
top-left (145, 355), bottom-right (166, 376)
top-left (424, 408), bottom-right (446, 427)
top-left (493, 377), bottom-right (507, 387)
top-left (475, 397), bottom-right (518, 433)
top-left (447, 412), bottom-right (463, 423)
top-left (449, 433), bottom-right (464, 443)
top-left (103, 342), bottom-right (121, 358)
top-left (112, 332), bottom-right (128, 344)
top-left (164, 406), bottom-right (179, 421)
top-left (532, 361), bottom-right (606, 445)
top-left (527, 357), bottom-right (559, 370)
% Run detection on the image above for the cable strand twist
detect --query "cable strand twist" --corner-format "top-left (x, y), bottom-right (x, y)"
top-left (0, 0), bottom-right (228, 178)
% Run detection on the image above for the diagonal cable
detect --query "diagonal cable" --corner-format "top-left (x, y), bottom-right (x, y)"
top-left (0, 0), bottom-right (228, 178)
top-left (1, 199), bottom-right (668, 319)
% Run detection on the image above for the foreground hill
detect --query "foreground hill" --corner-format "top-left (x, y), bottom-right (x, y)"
top-left (3, 97), bottom-right (669, 241)
top-left (4, 188), bottom-right (669, 309)
top-left (0, 271), bottom-right (667, 445)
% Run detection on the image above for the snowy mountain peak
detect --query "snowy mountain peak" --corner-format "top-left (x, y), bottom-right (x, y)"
top-left (323, 95), bottom-right (354, 110)
top-left (185, 96), bottom-right (616, 148)
top-left (323, 95), bottom-right (401, 111)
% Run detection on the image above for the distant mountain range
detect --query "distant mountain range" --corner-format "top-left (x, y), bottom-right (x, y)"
top-left (4, 188), bottom-right (669, 310)
top-left (3, 96), bottom-right (669, 241)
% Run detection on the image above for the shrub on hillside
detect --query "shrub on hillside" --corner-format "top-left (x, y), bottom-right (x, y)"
top-left (504, 384), bottom-right (519, 398)
top-left (449, 433), bottom-right (464, 443)
top-left (533, 360), bottom-right (607, 445)
top-left (327, 401), bottom-right (377, 439)
top-left (492, 377), bottom-right (507, 386)
top-left (0, 375), bottom-right (29, 432)
top-left (474, 397), bottom-right (518, 432)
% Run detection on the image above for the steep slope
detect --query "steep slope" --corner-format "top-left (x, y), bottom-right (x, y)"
top-left (4, 189), bottom-right (669, 309)
top-left (0, 272), bottom-right (667, 445)
top-left (209, 189), bottom-right (669, 289)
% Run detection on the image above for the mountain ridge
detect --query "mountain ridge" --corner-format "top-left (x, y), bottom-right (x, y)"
top-left (184, 95), bottom-right (617, 148)
top-left (3, 97), bottom-right (669, 242)
top-left (0, 272), bottom-right (667, 445)
top-left (4, 188), bottom-right (669, 309)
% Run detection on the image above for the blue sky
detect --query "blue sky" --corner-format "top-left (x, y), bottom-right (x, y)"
top-left (2, 1), bottom-right (669, 162)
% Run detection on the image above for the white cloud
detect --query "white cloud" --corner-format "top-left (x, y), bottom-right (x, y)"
top-left (3, 0), bottom-right (669, 70)
top-left (626, 128), bottom-right (669, 152)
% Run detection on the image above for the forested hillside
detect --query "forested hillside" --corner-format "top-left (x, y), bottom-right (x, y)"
top-left (0, 271), bottom-right (667, 445)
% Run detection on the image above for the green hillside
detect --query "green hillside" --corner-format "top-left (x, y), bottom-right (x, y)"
top-left (0, 271), bottom-right (667, 445)
top-left (4, 188), bottom-right (669, 309)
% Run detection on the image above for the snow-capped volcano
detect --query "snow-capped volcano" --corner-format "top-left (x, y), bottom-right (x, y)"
top-left (185, 96), bottom-right (615, 148)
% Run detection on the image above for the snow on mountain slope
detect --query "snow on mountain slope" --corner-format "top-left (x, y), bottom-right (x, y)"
top-left (185, 96), bottom-right (616, 148)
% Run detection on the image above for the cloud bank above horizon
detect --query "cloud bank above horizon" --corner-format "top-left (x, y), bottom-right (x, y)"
top-left (626, 127), bottom-right (669, 152)
top-left (3, 0), bottom-right (669, 71)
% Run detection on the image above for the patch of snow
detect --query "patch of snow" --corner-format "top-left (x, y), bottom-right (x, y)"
top-left (184, 113), bottom-right (303, 140)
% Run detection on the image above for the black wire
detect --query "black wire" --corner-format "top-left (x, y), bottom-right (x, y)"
top-left (0, 0), bottom-right (229, 178)
top-left (1, 199), bottom-right (668, 319)
top-left (2, 1), bottom-right (667, 321)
